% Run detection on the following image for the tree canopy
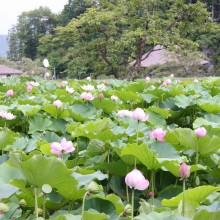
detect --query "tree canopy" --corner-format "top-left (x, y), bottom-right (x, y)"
top-left (7, 0), bottom-right (220, 79)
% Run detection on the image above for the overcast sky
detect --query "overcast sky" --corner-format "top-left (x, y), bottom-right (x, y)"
top-left (0, 0), bottom-right (68, 35)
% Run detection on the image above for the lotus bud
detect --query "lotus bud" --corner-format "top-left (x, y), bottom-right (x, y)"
top-left (0, 203), bottom-right (9, 214)
top-left (99, 92), bottom-right (104, 100)
top-left (19, 199), bottom-right (27, 208)
top-left (195, 127), bottom-right (207, 137)
top-left (179, 162), bottom-right (190, 180)
top-left (53, 100), bottom-right (62, 108)
top-left (87, 181), bottom-right (100, 194)
top-left (6, 89), bottom-right (14, 97)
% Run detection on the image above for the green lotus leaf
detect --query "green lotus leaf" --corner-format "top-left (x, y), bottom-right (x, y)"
top-left (0, 130), bottom-right (20, 150)
top-left (194, 200), bottom-right (220, 220)
top-left (5, 137), bottom-right (28, 152)
top-left (139, 93), bottom-right (158, 104)
top-left (134, 211), bottom-right (190, 220)
top-left (121, 143), bottom-right (161, 170)
top-left (49, 118), bottom-right (68, 133)
top-left (69, 103), bottom-right (97, 121)
top-left (198, 102), bottom-right (220, 114)
top-left (174, 94), bottom-right (195, 109)
top-left (165, 128), bottom-right (197, 151)
top-left (0, 105), bottom-right (9, 111)
top-left (162, 186), bottom-right (220, 207)
top-left (193, 114), bottom-right (220, 129)
top-left (87, 139), bottom-right (106, 157)
top-left (43, 104), bottom-right (70, 119)
top-left (28, 115), bottom-right (52, 134)
top-left (16, 104), bottom-right (41, 116)
top-left (147, 111), bottom-right (166, 126)
top-left (197, 135), bottom-right (220, 155)
top-left (72, 169), bottom-right (108, 187)
top-left (114, 89), bottom-right (141, 102)
top-left (83, 209), bottom-right (109, 220)
top-left (54, 214), bottom-right (81, 220)
top-left (91, 98), bottom-right (117, 114)
top-left (84, 195), bottom-right (122, 219)
top-left (125, 81), bottom-right (146, 93)
top-left (0, 163), bottom-right (23, 199)
top-left (151, 142), bottom-right (180, 160)
top-left (9, 154), bottom-right (78, 190)
top-left (69, 118), bottom-right (115, 140)
top-left (93, 160), bottom-right (132, 176)
top-left (148, 106), bottom-right (171, 119)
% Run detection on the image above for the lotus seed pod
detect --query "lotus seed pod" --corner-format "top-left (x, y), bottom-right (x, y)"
top-left (34, 208), bottom-right (43, 215)
top-left (87, 181), bottom-right (100, 194)
top-left (0, 203), bottom-right (9, 213)
top-left (124, 204), bottom-right (132, 215)
top-left (19, 199), bottom-right (27, 208)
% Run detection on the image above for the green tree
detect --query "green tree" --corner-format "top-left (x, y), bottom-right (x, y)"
top-left (38, 0), bottom-right (214, 78)
top-left (58, 0), bottom-right (93, 26)
top-left (8, 7), bottom-right (58, 60)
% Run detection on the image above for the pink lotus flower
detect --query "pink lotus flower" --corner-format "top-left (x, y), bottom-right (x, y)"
top-left (97, 83), bottom-right (106, 90)
top-left (125, 169), bottom-right (149, 190)
top-left (131, 108), bottom-right (149, 121)
top-left (110, 95), bottom-right (118, 101)
top-left (50, 137), bottom-right (75, 157)
top-left (61, 81), bottom-right (68, 88)
top-left (148, 128), bottom-right (167, 142)
top-left (27, 84), bottom-right (32, 92)
top-left (86, 76), bottom-right (91, 81)
top-left (117, 110), bottom-right (132, 117)
top-left (194, 79), bottom-right (199, 83)
top-left (145, 77), bottom-right (151, 83)
top-left (195, 127), bottom-right (207, 137)
top-left (81, 84), bottom-right (95, 91)
top-left (53, 100), bottom-right (63, 108)
top-left (80, 92), bottom-right (94, 100)
top-left (0, 112), bottom-right (16, 120)
top-left (28, 81), bottom-right (39, 87)
top-left (6, 89), bottom-right (14, 97)
top-left (66, 86), bottom-right (75, 94)
top-left (179, 162), bottom-right (190, 180)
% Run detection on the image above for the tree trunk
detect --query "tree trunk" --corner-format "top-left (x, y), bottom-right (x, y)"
top-left (212, 0), bottom-right (215, 22)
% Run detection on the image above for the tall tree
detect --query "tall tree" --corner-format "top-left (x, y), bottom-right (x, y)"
top-left (8, 7), bottom-right (58, 60)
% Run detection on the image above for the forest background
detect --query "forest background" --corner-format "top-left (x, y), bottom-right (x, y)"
top-left (0, 0), bottom-right (220, 80)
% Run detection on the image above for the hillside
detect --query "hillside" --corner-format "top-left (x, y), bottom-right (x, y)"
top-left (0, 35), bottom-right (8, 57)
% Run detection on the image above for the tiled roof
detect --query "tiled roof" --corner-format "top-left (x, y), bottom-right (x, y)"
top-left (0, 65), bottom-right (23, 75)
top-left (130, 45), bottom-right (210, 67)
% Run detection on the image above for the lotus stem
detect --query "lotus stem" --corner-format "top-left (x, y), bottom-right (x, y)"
top-left (116, 212), bottom-right (123, 220)
top-left (182, 179), bottom-right (186, 217)
top-left (131, 188), bottom-right (134, 220)
top-left (193, 140), bottom-right (199, 184)
top-left (134, 122), bottom-right (139, 168)
top-left (126, 184), bottom-right (129, 203)
top-left (43, 193), bottom-right (46, 219)
top-left (82, 192), bottom-right (88, 220)
top-left (151, 170), bottom-right (155, 209)
top-left (34, 188), bottom-right (38, 219)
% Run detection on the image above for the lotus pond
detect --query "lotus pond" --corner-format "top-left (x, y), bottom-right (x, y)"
top-left (0, 75), bottom-right (220, 220)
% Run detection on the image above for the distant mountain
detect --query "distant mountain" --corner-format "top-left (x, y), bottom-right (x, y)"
top-left (0, 35), bottom-right (8, 57)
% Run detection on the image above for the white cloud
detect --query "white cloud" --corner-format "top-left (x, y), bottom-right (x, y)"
top-left (0, 0), bottom-right (68, 34)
